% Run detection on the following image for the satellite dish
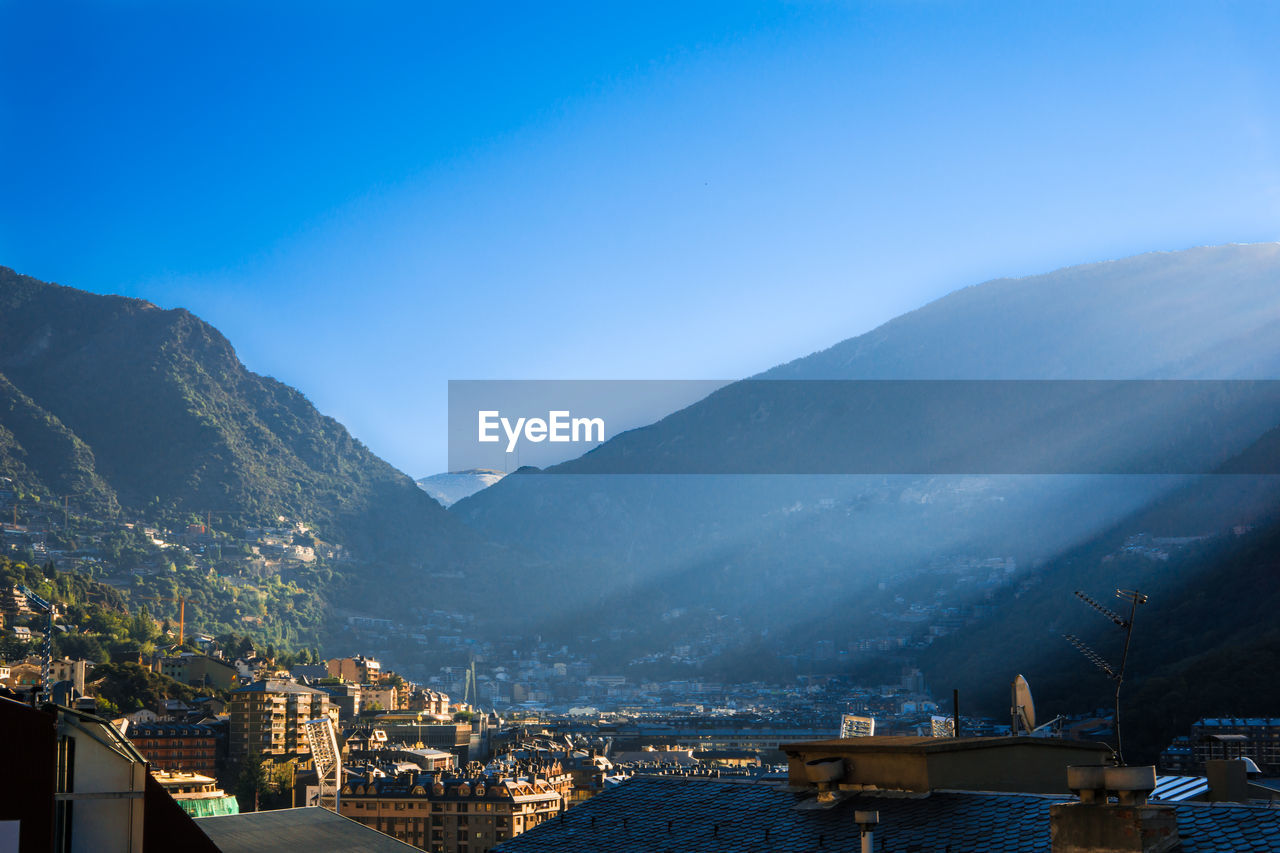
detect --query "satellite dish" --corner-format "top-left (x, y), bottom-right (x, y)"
top-left (1011, 674), bottom-right (1036, 734)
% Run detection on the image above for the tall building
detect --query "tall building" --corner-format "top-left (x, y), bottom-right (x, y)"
top-left (229, 679), bottom-right (334, 759)
top-left (1192, 717), bottom-right (1280, 773)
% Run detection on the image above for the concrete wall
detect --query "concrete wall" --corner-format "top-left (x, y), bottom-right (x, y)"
top-left (62, 717), bottom-right (147, 853)
top-left (784, 737), bottom-right (1112, 795)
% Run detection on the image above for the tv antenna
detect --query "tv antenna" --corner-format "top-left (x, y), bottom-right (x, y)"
top-left (1063, 588), bottom-right (1148, 764)
top-left (1010, 674), bottom-right (1065, 738)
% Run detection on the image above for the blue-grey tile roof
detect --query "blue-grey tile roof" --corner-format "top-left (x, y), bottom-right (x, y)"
top-left (494, 776), bottom-right (1280, 853)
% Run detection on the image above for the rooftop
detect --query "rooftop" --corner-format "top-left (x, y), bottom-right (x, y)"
top-left (196, 806), bottom-right (417, 852)
top-left (493, 775), bottom-right (1280, 853)
top-left (233, 679), bottom-right (328, 696)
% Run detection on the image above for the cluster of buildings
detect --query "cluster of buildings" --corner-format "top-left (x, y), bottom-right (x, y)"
top-left (491, 736), bottom-right (1280, 853)
top-left (339, 767), bottom-right (567, 851)
top-left (7, 644), bottom-right (1280, 853)
top-left (1160, 717), bottom-right (1280, 776)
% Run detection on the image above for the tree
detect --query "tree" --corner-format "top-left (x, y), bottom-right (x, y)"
top-left (233, 636), bottom-right (254, 659)
top-left (233, 753), bottom-right (269, 812)
top-left (233, 754), bottom-right (296, 812)
top-left (0, 635), bottom-right (33, 661)
top-left (128, 608), bottom-right (159, 644)
top-left (55, 633), bottom-right (108, 663)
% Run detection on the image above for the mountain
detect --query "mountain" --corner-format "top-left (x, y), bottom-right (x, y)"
top-left (417, 469), bottom-right (507, 507)
top-left (451, 244), bottom-right (1280, 664)
top-left (762, 243), bottom-right (1280, 380)
top-left (0, 266), bottom-right (495, 580)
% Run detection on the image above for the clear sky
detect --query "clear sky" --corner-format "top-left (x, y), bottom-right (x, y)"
top-left (3, 2), bottom-right (1280, 476)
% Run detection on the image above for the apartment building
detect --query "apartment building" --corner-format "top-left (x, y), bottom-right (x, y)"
top-left (128, 722), bottom-right (218, 775)
top-left (340, 770), bottom-right (565, 853)
top-left (327, 655), bottom-right (381, 683)
top-left (229, 679), bottom-right (334, 759)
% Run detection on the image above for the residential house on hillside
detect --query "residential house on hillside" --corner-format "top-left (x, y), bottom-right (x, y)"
top-left (328, 654), bottom-right (381, 683)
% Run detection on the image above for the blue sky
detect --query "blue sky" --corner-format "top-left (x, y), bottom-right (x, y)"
top-left (3, 2), bottom-right (1280, 475)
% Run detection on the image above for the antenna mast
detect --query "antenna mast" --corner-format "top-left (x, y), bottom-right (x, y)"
top-left (1063, 587), bottom-right (1148, 764)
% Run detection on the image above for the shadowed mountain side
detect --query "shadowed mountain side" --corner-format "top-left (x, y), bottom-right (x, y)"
top-left (0, 370), bottom-right (117, 512)
top-left (453, 245), bottom-right (1280, 646)
top-left (919, 428), bottom-right (1280, 763)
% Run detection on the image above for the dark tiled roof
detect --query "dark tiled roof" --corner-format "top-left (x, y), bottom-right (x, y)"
top-left (232, 679), bottom-right (327, 696)
top-left (196, 806), bottom-right (418, 852)
top-left (493, 776), bottom-right (1280, 853)
top-left (1175, 801), bottom-right (1280, 852)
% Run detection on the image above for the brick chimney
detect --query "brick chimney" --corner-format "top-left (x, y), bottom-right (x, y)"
top-left (1050, 765), bottom-right (1179, 853)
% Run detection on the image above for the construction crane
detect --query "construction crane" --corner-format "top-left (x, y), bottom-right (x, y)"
top-left (135, 595), bottom-right (187, 647)
top-left (59, 493), bottom-right (87, 531)
top-left (16, 583), bottom-right (54, 702)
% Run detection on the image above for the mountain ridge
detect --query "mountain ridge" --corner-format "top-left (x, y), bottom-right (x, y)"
top-left (450, 243), bottom-right (1280, 696)
top-left (0, 265), bottom-right (482, 570)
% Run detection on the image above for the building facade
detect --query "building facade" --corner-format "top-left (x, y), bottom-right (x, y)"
top-left (340, 770), bottom-right (565, 853)
top-left (128, 722), bottom-right (218, 775)
top-left (1192, 717), bottom-right (1280, 773)
top-left (229, 679), bottom-right (334, 759)
top-left (327, 655), bottom-right (381, 683)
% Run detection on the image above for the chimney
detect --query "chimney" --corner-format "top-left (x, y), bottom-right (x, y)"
top-left (1204, 759), bottom-right (1249, 803)
top-left (1051, 766), bottom-right (1179, 853)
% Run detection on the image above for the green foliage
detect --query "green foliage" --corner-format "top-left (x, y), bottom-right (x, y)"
top-left (56, 633), bottom-right (108, 663)
top-left (0, 266), bottom-right (507, 658)
top-left (89, 661), bottom-right (215, 713)
top-left (232, 754), bottom-right (297, 812)
top-left (0, 634), bottom-right (34, 662)
top-left (0, 266), bottom-right (465, 566)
